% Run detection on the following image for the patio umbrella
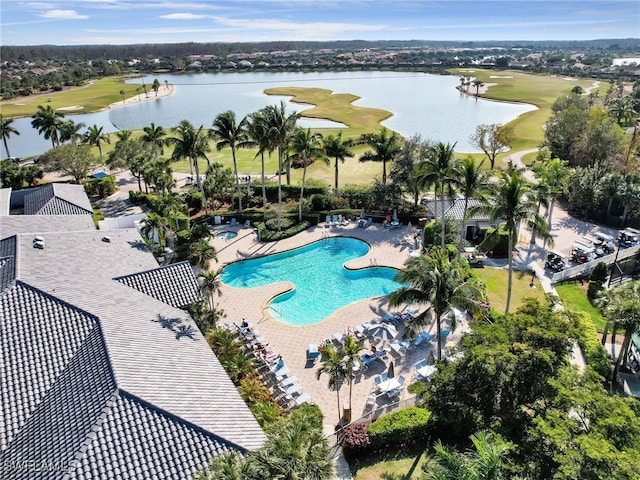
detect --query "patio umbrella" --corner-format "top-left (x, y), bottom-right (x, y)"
top-left (360, 207), bottom-right (366, 219)
top-left (392, 209), bottom-right (398, 222)
top-left (369, 323), bottom-right (398, 341)
top-left (387, 361), bottom-right (395, 378)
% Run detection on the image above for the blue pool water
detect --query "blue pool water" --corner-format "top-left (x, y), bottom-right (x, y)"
top-left (220, 237), bottom-right (403, 326)
top-left (216, 231), bottom-right (238, 240)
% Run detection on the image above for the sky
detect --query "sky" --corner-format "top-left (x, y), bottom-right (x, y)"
top-left (1, 0), bottom-right (639, 46)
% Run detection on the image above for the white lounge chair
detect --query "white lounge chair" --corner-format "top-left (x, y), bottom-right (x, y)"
top-left (294, 392), bottom-right (312, 407)
top-left (365, 395), bottom-right (377, 409)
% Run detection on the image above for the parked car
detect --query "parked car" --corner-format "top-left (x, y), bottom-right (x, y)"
top-left (618, 228), bottom-right (640, 248)
top-left (545, 251), bottom-right (566, 271)
top-left (582, 235), bottom-right (605, 257)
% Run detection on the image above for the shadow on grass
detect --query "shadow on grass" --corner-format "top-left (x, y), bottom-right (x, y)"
top-left (347, 443), bottom-right (428, 479)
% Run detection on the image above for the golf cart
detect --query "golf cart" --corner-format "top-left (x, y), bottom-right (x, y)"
top-left (618, 228), bottom-right (640, 248)
top-left (594, 233), bottom-right (616, 255)
top-left (462, 247), bottom-right (486, 266)
top-left (545, 251), bottom-right (566, 271)
top-left (571, 242), bottom-right (596, 264)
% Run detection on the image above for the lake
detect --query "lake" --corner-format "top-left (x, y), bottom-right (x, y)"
top-left (4, 71), bottom-right (537, 159)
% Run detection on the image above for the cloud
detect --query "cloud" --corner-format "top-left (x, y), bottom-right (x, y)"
top-left (160, 13), bottom-right (208, 20)
top-left (39, 9), bottom-right (89, 19)
top-left (212, 16), bottom-right (387, 37)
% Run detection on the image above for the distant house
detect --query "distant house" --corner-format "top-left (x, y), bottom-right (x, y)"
top-left (0, 187), bottom-right (265, 479)
top-left (23, 183), bottom-right (93, 215)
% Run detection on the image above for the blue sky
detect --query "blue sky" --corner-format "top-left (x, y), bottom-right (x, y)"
top-left (1, 1), bottom-right (638, 46)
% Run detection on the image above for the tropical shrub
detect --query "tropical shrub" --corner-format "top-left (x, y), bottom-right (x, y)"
top-left (339, 421), bottom-right (371, 456)
top-left (367, 406), bottom-right (431, 449)
top-left (478, 224), bottom-right (509, 257)
top-left (570, 311), bottom-right (611, 381)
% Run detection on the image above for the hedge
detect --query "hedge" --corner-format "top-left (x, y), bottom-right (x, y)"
top-left (478, 224), bottom-right (509, 257)
top-left (571, 311), bottom-right (611, 381)
top-left (367, 406), bottom-right (431, 449)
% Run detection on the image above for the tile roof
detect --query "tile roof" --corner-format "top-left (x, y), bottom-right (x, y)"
top-left (0, 187), bottom-right (11, 216)
top-left (115, 261), bottom-right (202, 309)
top-left (0, 215), bottom-right (96, 240)
top-left (23, 184), bottom-right (93, 215)
top-left (1, 224), bottom-right (265, 478)
top-left (0, 235), bottom-right (16, 291)
top-left (444, 196), bottom-right (494, 222)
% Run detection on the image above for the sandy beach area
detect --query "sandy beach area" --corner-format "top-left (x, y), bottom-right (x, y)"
top-left (109, 83), bottom-right (175, 108)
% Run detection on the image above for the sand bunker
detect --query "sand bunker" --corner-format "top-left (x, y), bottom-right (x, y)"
top-left (490, 75), bottom-right (513, 78)
top-left (57, 105), bottom-right (84, 111)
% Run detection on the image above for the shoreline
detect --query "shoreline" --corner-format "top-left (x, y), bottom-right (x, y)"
top-left (107, 83), bottom-right (175, 110)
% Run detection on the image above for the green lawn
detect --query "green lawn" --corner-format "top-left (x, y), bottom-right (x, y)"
top-left (349, 445), bottom-right (429, 479)
top-left (474, 266), bottom-right (547, 314)
top-left (555, 282), bottom-right (607, 332)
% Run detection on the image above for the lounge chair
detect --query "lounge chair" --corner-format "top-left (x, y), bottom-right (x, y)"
top-left (365, 217), bottom-right (373, 227)
top-left (294, 392), bottom-right (312, 407)
top-left (365, 395), bottom-right (377, 409)
top-left (325, 215), bottom-right (332, 228)
top-left (280, 376), bottom-right (298, 387)
top-left (332, 214), bottom-right (339, 226)
top-left (230, 218), bottom-right (237, 227)
top-left (214, 216), bottom-right (222, 225)
top-left (244, 219), bottom-right (251, 227)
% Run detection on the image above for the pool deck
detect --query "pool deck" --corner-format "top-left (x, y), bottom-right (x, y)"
top-left (210, 221), bottom-right (465, 429)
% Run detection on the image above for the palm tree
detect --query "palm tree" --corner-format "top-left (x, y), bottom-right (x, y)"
top-left (152, 78), bottom-right (161, 96)
top-left (423, 431), bottom-right (510, 480)
top-left (246, 111), bottom-right (272, 214)
top-left (120, 89), bottom-right (126, 104)
top-left (456, 156), bottom-right (490, 241)
top-left (288, 127), bottom-right (325, 222)
top-left (115, 129), bottom-right (133, 142)
top-left (389, 248), bottom-right (484, 362)
top-left (262, 102), bottom-right (298, 230)
top-left (472, 167), bottom-right (551, 314)
top-left (59, 119), bottom-right (86, 144)
top-left (198, 268), bottom-right (223, 312)
top-left (84, 124), bottom-right (111, 159)
top-left (360, 127), bottom-right (401, 186)
top-left (415, 142), bottom-right (460, 249)
top-left (140, 212), bottom-right (168, 249)
top-left (342, 335), bottom-right (364, 422)
top-left (195, 450), bottom-right (254, 480)
top-left (597, 281), bottom-right (640, 383)
top-left (189, 239), bottom-right (217, 270)
top-left (31, 104), bottom-right (64, 149)
top-left (324, 131), bottom-right (354, 189)
top-left (533, 155), bottom-right (569, 248)
top-left (316, 343), bottom-right (348, 426)
top-left (141, 122), bottom-right (168, 154)
top-left (473, 79), bottom-right (484, 97)
top-left (0, 114), bottom-right (20, 158)
top-left (169, 120), bottom-right (211, 209)
top-left (211, 110), bottom-right (250, 211)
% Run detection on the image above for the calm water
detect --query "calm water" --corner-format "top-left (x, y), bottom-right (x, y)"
top-left (220, 237), bottom-right (403, 326)
top-left (4, 71), bottom-right (537, 158)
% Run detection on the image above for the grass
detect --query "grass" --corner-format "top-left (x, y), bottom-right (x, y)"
top-left (0, 76), bottom-right (141, 118)
top-left (92, 203), bottom-right (105, 228)
top-left (349, 444), bottom-right (429, 479)
top-left (555, 282), bottom-right (607, 332)
top-left (474, 266), bottom-right (547, 313)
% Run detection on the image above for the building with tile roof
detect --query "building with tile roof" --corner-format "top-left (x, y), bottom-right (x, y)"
top-left (422, 194), bottom-right (499, 243)
top-left (0, 206), bottom-right (265, 478)
top-left (23, 183), bottom-right (93, 215)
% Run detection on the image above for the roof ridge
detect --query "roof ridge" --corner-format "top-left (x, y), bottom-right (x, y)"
top-left (118, 389), bottom-right (250, 454)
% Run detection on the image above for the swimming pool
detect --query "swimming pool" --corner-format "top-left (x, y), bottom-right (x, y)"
top-left (216, 231), bottom-right (238, 240)
top-left (220, 237), bottom-right (403, 326)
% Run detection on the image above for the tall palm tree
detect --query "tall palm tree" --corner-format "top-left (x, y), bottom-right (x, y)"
top-left (31, 104), bottom-right (64, 149)
top-left (316, 343), bottom-right (348, 426)
top-left (597, 281), bottom-right (640, 383)
top-left (115, 129), bottom-right (133, 142)
top-left (262, 102), bottom-right (298, 230)
top-left (59, 119), bottom-right (86, 144)
top-left (211, 110), bottom-right (250, 211)
top-left (324, 131), bottom-right (354, 189)
top-left (140, 212), bottom-right (168, 249)
top-left (119, 89), bottom-right (126, 104)
top-left (0, 114), bottom-right (20, 158)
top-left (472, 167), bottom-right (551, 314)
top-left (456, 156), bottom-right (490, 241)
top-left (423, 431), bottom-right (510, 480)
top-left (415, 142), bottom-right (460, 249)
top-left (189, 239), bottom-right (217, 270)
top-left (389, 248), bottom-right (484, 362)
top-left (288, 127), bottom-right (325, 222)
top-left (84, 124), bottom-right (111, 159)
top-left (198, 268), bottom-right (223, 312)
top-left (473, 79), bottom-right (484, 97)
top-left (342, 335), bottom-right (364, 422)
top-left (360, 127), bottom-right (401, 186)
top-left (246, 111), bottom-right (272, 214)
top-left (169, 120), bottom-right (211, 208)
top-left (142, 122), bottom-right (168, 154)
top-left (533, 156), bottom-right (569, 249)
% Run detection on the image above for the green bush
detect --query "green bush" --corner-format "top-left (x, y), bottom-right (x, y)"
top-left (128, 190), bottom-right (147, 205)
top-left (184, 189), bottom-right (204, 210)
top-left (84, 175), bottom-right (116, 198)
top-left (589, 262), bottom-right (608, 285)
top-left (571, 311), bottom-right (611, 381)
top-left (367, 406), bottom-right (431, 449)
